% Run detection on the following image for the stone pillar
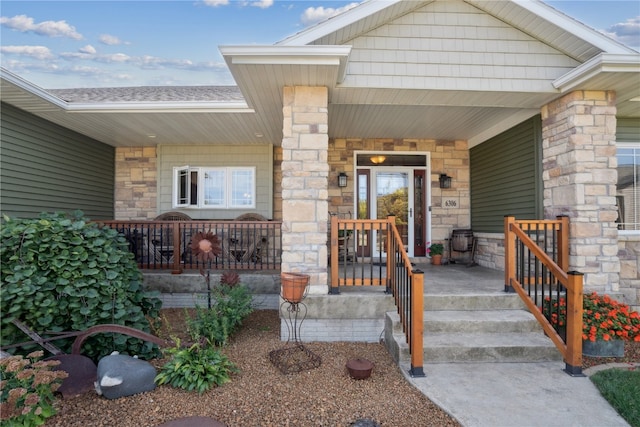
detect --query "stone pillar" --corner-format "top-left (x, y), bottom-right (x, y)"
top-left (114, 147), bottom-right (157, 220)
top-left (281, 86), bottom-right (329, 294)
top-left (541, 90), bottom-right (618, 291)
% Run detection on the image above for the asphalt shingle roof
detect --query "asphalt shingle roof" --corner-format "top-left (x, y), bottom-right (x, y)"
top-left (47, 86), bottom-right (243, 103)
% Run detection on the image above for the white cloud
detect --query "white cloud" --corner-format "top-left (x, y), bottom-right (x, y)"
top-left (0, 45), bottom-right (54, 60)
top-left (0, 14), bottom-right (82, 39)
top-left (301, 2), bottom-right (360, 25)
top-left (99, 34), bottom-right (126, 46)
top-left (605, 16), bottom-right (640, 50)
top-left (250, 0), bottom-right (273, 9)
top-left (202, 0), bottom-right (229, 7)
top-left (79, 45), bottom-right (97, 55)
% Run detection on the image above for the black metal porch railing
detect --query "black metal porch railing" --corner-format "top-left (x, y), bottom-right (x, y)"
top-left (100, 219), bottom-right (282, 273)
top-left (329, 214), bottom-right (425, 376)
top-left (504, 215), bottom-right (584, 375)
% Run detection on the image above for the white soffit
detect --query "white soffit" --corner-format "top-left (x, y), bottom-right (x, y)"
top-left (220, 45), bottom-right (351, 83)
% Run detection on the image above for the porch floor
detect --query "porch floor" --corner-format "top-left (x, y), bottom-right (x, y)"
top-left (415, 260), bottom-right (505, 295)
top-left (332, 258), bottom-right (505, 295)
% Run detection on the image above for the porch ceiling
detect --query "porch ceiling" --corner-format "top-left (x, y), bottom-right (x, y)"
top-left (2, 51), bottom-right (639, 149)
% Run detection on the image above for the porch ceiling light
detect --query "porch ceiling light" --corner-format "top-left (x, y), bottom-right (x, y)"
top-left (439, 173), bottom-right (452, 189)
top-left (338, 172), bottom-right (348, 188)
top-left (370, 155), bottom-right (386, 164)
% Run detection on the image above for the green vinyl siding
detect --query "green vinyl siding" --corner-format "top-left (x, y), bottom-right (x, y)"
top-left (470, 115), bottom-right (542, 233)
top-left (0, 102), bottom-right (114, 219)
top-left (617, 118), bottom-right (640, 142)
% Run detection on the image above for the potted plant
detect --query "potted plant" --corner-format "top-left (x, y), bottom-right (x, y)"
top-left (280, 272), bottom-right (309, 303)
top-left (541, 292), bottom-right (640, 357)
top-left (427, 242), bottom-right (444, 265)
top-left (582, 292), bottom-right (640, 357)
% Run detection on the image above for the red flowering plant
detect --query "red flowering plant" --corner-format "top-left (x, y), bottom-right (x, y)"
top-left (582, 292), bottom-right (640, 342)
top-left (541, 292), bottom-right (640, 342)
top-left (541, 296), bottom-right (567, 328)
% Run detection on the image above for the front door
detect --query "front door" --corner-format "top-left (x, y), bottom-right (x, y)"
top-left (355, 153), bottom-right (429, 258)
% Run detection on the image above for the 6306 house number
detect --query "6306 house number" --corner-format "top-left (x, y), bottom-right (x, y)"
top-left (444, 199), bottom-right (457, 207)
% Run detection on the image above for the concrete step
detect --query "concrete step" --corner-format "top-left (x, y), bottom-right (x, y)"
top-left (420, 332), bottom-right (562, 363)
top-left (423, 293), bottom-right (526, 311)
top-left (388, 309), bottom-right (541, 335)
top-left (384, 294), bottom-right (562, 364)
top-left (424, 310), bottom-right (542, 333)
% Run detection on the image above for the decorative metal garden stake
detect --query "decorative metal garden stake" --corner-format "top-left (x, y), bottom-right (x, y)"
top-left (190, 232), bottom-right (221, 310)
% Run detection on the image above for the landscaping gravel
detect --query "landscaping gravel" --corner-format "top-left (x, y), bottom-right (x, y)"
top-left (44, 308), bottom-right (640, 427)
top-left (45, 309), bottom-right (461, 427)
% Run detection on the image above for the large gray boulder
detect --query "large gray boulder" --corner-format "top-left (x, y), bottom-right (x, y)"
top-left (95, 352), bottom-right (156, 399)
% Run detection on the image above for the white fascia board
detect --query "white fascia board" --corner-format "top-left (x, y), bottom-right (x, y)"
top-left (518, 0), bottom-right (637, 54)
top-left (1, 67), bottom-right (68, 108)
top-left (219, 45), bottom-right (352, 62)
top-left (553, 53), bottom-right (640, 91)
top-left (276, 0), bottom-right (405, 46)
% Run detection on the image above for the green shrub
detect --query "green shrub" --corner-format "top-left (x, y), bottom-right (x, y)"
top-left (187, 281), bottom-right (253, 346)
top-left (0, 351), bottom-right (68, 426)
top-left (154, 339), bottom-right (238, 394)
top-left (0, 211), bottom-right (162, 361)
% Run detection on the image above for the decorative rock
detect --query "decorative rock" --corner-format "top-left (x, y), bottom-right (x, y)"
top-left (95, 352), bottom-right (157, 399)
top-left (158, 416), bottom-right (227, 427)
top-left (350, 419), bottom-right (381, 427)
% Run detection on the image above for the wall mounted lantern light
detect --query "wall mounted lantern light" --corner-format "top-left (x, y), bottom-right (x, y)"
top-left (439, 173), bottom-right (452, 189)
top-left (338, 172), bottom-right (348, 188)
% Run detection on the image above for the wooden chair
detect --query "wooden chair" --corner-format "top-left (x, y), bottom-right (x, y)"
top-left (150, 212), bottom-right (192, 263)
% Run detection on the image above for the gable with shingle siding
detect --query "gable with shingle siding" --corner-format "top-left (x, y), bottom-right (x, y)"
top-left (342, 0), bottom-right (580, 92)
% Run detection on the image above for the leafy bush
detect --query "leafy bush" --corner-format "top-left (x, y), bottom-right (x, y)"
top-left (154, 339), bottom-right (238, 394)
top-left (1, 211), bottom-right (162, 361)
top-left (187, 282), bottom-right (253, 346)
top-left (0, 351), bottom-right (68, 426)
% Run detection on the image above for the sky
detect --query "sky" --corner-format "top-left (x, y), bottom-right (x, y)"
top-left (1, 0), bottom-right (639, 89)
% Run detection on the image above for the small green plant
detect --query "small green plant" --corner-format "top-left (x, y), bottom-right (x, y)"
top-left (0, 351), bottom-right (68, 427)
top-left (1, 211), bottom-right (162, 361)
top-left (154, 339), bottom-right (238, 394)
top-left (590, 368), bottom-right (640, 427)
top-left (187, 272), bottom-right (253, 346)
top-left (427, 242), bottom-right (444, 256)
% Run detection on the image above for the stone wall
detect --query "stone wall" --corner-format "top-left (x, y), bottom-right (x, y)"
top-left (280, 86), bottom-right (329, 294)
top-left (114, 147), bottom-right (157, 220)
top-left (541, 90), bottom-right (618, 291)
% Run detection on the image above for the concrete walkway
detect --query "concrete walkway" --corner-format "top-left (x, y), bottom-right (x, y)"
top-left (401, 262), bottom-right (630, 427)
top-left (400, 361), bottom-right (630, 427)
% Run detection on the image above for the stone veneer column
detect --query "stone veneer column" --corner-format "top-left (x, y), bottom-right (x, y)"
top-left (281, 86), bottom-right (329, 294)
top-left (541, 90), bottom-right (618, 291)
top-left (114, 147), bottom-right (157, 220)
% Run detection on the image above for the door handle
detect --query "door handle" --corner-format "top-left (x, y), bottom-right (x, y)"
top-left (409, 208), bottom-right (413, 217)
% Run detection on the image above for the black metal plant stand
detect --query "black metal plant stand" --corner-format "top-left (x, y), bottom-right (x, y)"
top-left (268, 300), bottom-right (321, 374)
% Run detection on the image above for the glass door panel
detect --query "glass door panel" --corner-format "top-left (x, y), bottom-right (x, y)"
top-left (374, 171), bottom-right (411, 256)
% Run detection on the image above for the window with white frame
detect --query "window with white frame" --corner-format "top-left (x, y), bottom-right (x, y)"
top-left (173, 166), bottom-right (255, 209)
top-left (616, 144), bottom-right (640, 231)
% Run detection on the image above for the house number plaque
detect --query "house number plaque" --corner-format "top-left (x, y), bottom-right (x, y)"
top-left (444, 199), bottom-right (457, 208)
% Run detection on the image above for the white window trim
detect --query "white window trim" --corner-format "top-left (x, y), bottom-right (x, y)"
top-left (172, 166), bottom-right (256, 209)
top-left (617, 142), bottom-right (640, 235)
